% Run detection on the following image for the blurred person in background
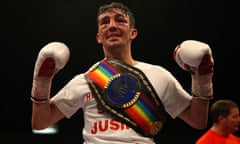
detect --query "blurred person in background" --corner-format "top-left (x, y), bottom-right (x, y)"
top-left (196, 99), bottom-right (240, 144)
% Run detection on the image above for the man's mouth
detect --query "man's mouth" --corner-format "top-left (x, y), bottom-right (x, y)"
top-left (106, 33), bottom-right (121, 39)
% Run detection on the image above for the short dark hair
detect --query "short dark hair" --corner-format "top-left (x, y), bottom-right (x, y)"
top-left (211, 99), bottom-right (238, 123)
top-left (97, 2), bottom-right (135, 28)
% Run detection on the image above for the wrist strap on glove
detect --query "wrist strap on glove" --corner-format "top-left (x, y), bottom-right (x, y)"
top-left (191, 73), bottom-right (213, 99)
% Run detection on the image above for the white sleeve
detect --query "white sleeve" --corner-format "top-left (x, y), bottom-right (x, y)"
top-left (51, 74), bottom-right (91, 118)
top-left (135, 62), bottom-right (192, 119)
top-left (160, 73), bottom-right (192, 118)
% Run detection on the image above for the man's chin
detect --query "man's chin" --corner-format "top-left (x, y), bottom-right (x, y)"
top-left (106, 42), bottom-right (123, 49)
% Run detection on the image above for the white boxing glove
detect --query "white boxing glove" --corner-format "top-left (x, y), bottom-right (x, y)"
top-left (173, 40), bottom-right (214, 99)
top-left (31, 42), bottom-right (70, 103)
top-left (173, 40), bottom-right (214, 75)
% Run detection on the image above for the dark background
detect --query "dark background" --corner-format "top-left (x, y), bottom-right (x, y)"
top-left (1, 0), bottom-right (235, 143)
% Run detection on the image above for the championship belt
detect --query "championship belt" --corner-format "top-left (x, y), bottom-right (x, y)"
top-left (85, 58), bottom-right (167, 137)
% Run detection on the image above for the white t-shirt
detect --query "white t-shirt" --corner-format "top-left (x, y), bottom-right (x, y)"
top-left (51, 61), bottom-right (192, 144)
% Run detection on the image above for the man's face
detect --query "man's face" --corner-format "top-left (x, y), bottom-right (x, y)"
top-left (96, 8), bottom-right (136, 49)
top-left (223, 108), bottom-right (240, 133)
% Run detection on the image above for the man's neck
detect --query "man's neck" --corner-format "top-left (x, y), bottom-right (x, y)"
top-left (104, 49), bottom-right (137, 66)
top-left (211, 124), bottom-right (230, 137)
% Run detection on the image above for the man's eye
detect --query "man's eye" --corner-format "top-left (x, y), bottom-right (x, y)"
top-left (100, 17), bottom-right (110, 25)
top-left (116, 18), bottom-right (127, 23)
top-left (100, 19), bottom-right (109, 25)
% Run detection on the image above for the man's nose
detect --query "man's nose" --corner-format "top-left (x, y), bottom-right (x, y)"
top-left (109, 19), bottom-right (117, 27)
top-left (109, 20), bottom-right (117, 32)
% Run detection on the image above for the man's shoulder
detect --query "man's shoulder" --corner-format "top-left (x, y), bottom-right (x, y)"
top-left (135, 61), bottom-right (168, 71)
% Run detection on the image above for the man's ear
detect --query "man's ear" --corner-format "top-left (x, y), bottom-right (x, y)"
top-left (96, 33), bottom-right (102, 44)
top-left (130, 28), bottom-right (138, 40)
top-left (218, 115), bottom-right (225, 122)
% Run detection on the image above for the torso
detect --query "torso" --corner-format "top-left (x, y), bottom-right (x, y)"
top-left (52, 60), bottom-right (192, 143)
